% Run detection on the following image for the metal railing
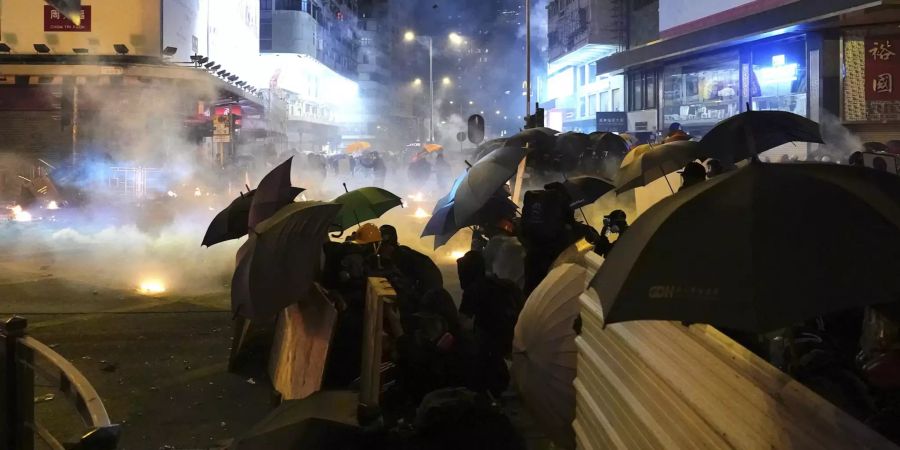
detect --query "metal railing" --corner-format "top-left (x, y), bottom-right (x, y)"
top-left (1, 316), bottom-right (120, 450)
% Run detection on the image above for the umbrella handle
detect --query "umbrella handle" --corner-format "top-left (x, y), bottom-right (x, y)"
top-left (659, 165), bottom-right (675, 194)
top-left (343, 182), bottom-right (349, 193)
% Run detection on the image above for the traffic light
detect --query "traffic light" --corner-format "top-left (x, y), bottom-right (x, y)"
top-left (524, 102), bottom-right (544, 129)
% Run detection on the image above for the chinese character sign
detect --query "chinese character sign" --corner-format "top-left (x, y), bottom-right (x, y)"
top-left (866, 37), bottom-right (900, 112)
top-left (44, 5), bottom-right (91, 32)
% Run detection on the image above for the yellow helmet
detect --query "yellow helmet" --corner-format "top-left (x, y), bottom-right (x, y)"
top-left (353, 223), bottom-right (382, 244)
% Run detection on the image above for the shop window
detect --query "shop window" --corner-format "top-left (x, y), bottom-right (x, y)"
top-left (589, 94), bottom-right (598, 113)
top-left (750, 37), bottom-right (807, 116)
top-left (579, 97), bottom-right (587, 117)
top-left (661, 52), bottom-right (740, 129)
top-left (599, 91), bottom-right (610, 112)
top-left (612, 89), bottom-right (622, 111)
top-left (645, 72), bottom-right (657, 109)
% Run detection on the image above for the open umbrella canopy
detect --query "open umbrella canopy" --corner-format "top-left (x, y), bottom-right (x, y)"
top-left (423, 143), bottom-right (444, 153)
top-left (594, 161), bottom-right (900, 333)
top-left (202, 189), bottom-right (256, 247)
top-left (700, 110), bottom-right (824, 165)
top-left (619, 143), bottom-right (652, 168)
top-left (232, 201), bottom-right (342, 319)
top-left (249, 157), bottom-right (304, 228)
top-left (345, 141), bottom-right (372, 153)
top-left (556, 176), bottom-right (615, 209)
top-left (513, 263), bottom-right (588, 450)
top-left (453, 142), bottom-right (528, 224)
top-left (331, 186), bottom-right (403, 231)
top-left (614, 140), bottom-right (705, 193)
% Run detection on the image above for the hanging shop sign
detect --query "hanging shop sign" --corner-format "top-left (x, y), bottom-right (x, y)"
top-left (865, 36), bottom-right (900, 121)
top-left (44, 4), bottom-right (91, 32)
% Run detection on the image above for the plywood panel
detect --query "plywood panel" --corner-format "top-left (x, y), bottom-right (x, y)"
top-left (268, 283), bottom-right (337, 401)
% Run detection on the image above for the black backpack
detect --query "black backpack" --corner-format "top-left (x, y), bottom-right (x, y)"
top-left (521, 189), bottom-right (570, 243)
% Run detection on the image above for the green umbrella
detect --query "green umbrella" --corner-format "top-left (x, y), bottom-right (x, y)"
top-left (331, 185), bottom-right (403, 231)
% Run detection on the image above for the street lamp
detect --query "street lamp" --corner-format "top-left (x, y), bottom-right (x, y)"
top-left (448, 32), bottom-right (464, 46)
top-left (413, 78), bottom-right (422, 86)
top-left (442, 76), bottom-right (451, 86)
top-left (403, 31), bottom-right (435, 142)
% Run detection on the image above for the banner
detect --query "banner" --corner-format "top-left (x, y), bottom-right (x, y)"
top-left (865, 36), bottom-right (900, 120)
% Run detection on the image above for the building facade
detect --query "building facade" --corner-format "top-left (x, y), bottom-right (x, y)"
top-left (0, 0), bottom-right (264, 200)
top-left (596, 0), bottom-right (900, 153)
top-left (544, 0), bottom-right (627, 133)
top-left (258, 0), bottom-right (363, 151)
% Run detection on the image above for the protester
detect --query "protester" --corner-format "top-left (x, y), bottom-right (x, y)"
top-left (408, 154), bottom-right (432, 185)
top-left (410, 388), bottom-right (526, 450)
top-left (594, 210), bottom-right (628, 257)
top-left (706, 158), bottom-right (724, 178)
top-left (433, 153), bottom-right (451, 188)
top-left (372, 151), bottom-right (387, 187)
top-left (886, 140), bottom-right (900, 156)
top-left (849, 151), bottom-right (865, 167)
top-left (678, 161), bottom-right (707, 191)
top-left (456, 251), bottom-right (522, 396)
top-left (666, 122), bottom-right (683, 137)
top-left (379, 225), bottom-right (444, 306)
top-left (664, 130), bottom-right (691, 143)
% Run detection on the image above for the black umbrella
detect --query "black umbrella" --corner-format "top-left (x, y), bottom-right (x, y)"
top-left (614, 140), bottom-right (706, 194)
top-left (700, 110), bottom-right (824, 165)
top-left (232, 201), bottom-right (341, 319)
top-left (201, 190), bottom-right (255, 247)
top-left (555, 176), bottom-right (615, 209)
top-left (248, 157), bottom-right (303, 228)
top-left (230, 391), bottom-right (361, 450)
top-left (593, 161), bottom-right (900, 333)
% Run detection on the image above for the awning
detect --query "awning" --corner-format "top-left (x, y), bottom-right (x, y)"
top-left (595, 0), bottom-right (886, 74)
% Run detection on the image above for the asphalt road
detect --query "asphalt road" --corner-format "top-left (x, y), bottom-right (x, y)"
top-left (0, 236), bottom-right (272, 450)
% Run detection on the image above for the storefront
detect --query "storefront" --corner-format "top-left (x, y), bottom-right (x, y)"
top-left (842, 24), bottom-right (900, 143)
top-left (661, 51), bottom-right (741, 136)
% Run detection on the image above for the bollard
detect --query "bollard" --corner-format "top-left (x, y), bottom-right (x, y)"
top-left (1, 316), bottom-right (31, 450)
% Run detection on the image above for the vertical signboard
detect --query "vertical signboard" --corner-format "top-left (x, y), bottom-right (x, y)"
top-left (864, 36), bottom-right (900, 121)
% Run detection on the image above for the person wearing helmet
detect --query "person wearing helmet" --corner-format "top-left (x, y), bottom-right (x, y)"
top-left (678, 161), bottom-right (707, 191)
top-left (594, 210), bottom-right (628, 257)
top-left (706, 158), bottom-right (724, 178)
top-left (664, 130), bottom-right (691, 144)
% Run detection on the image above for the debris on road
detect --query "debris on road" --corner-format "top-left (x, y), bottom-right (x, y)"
top-left (34, 393), bottom-right (55, 403)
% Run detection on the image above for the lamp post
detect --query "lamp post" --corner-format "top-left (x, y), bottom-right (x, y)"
top-left (404, 31), bottom-right (434, 142)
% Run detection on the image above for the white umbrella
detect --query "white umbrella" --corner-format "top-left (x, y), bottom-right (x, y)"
top-left (512, 263), bottom-right (588, 450)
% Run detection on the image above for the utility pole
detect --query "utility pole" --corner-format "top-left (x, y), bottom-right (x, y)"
top-left (513, 0), bottom-right (532, 206)
top-left (428, 36), bottom-right (435, 142)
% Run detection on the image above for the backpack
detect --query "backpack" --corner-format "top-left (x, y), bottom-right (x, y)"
top-left (521, 189), bottom-right (570, 244)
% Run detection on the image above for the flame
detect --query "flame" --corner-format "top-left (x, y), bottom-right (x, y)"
top-left (413, 207), bottom-right (431, 219)
top-left (449, 250), bottom-right (466, 260)
top-left (407, 192), bottom-right (426, 202)
top-left (137, 279), bottom-right (166, 295)
top-left (194, 187), bottom-right (202, 197)
top-left (167, 190), bottom-right (178, 198)
top-left (10, 205), bottom-right (32, 222)
top-left (47, 201), bottom-right (59, 210)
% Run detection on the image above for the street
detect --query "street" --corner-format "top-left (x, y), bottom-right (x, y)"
top-left (0, 237), bottom-right (272, 449)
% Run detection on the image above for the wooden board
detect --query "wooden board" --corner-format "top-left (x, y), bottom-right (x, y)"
top-left (268, 283), bottom-right (337, 401)
top-left (359, 277), bottom-right (396, 409)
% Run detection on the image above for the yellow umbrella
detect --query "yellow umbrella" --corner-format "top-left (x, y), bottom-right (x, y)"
top-left (620, 143), bottom-right (653, 168)
top-left (345, 141), bottom-right (372, 153)
top-left (423, 143), bottom-right (443, 153)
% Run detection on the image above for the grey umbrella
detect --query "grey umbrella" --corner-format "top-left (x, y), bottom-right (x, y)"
top-left (232, 201), bottom-right (342, 319)
top-left (595, 161), bottom-right (900, 333)
top-left (614, 140), bottom-right (706, 193)
top-left (453, 143), bottom-right (529, 224)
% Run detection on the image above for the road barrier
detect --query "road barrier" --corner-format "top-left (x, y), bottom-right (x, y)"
top-left (1, 316), bottom-right (120, 450)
